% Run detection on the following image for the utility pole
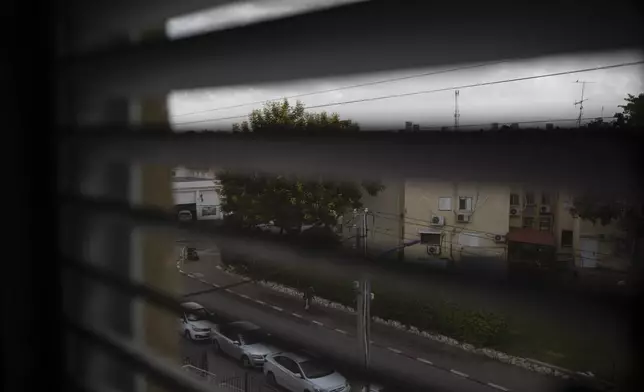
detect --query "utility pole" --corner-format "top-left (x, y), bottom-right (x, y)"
top-left (362, 208), bottom-right (369, 256)
top-left (454, 90), bottom-right (460, 130)
top-left (573, 80), bottom-right (595, 128)
top-left (355, 207), bottom-right (373, 391)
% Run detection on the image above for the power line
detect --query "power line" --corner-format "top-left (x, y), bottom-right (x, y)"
top-left (172, 61), bottom-right (509, 117)
top-left (174, 60), bottom-right (644, 126)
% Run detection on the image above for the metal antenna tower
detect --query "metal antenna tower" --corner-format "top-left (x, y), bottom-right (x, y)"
top-left (573, 80), bottom-right (595, 128)
top-left (454, 90), bottom-right (460, 130)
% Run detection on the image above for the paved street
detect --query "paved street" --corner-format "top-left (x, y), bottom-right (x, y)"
top-left (175, 243), bottom-right (569, 392)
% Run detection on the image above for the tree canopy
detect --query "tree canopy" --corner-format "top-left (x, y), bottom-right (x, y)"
top-left (222, 100), bottom-right (382, 236)
top-left (232, 99), bottom-right (359, 133)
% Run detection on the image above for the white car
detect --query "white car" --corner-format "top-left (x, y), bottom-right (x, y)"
top-left (264, 352), bottom-right (351, 392)
top-left (211, 321), bottom-right (281, 368)
top-left (177, 302), bottom-right (217, 341)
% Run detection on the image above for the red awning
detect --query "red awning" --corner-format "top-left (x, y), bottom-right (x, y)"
top-left (507, 228), bottom-right (556, 247)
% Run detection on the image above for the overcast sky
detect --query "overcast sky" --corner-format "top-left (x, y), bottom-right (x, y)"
top-left (166, 0), bottom-right (644, 131)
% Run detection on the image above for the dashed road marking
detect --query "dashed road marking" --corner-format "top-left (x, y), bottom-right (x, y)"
top-left (416, 357), bottom-right (433, 366)
top-left (210, 283), bottom-right (220, 288)
top-left (292, 313), bottom-right (303, 318)
top-left (215, 265), bottom-right (223, 270)
top-left (486, 383), bottom-right (510, 391)
top-left (199, 279), bottom-right (208, 284)
top-left (239, 294), bottom-right (250, 299)
top-left (334, 329), bottom-right (348, 335)
top-left (450, 369), bottom-right (469, 378)
top-left (255, 300), bottom-right (266, 305)
top-left (387, 347), bottom-right (403, 354)
top-left (187, 274), bottom-right (195, 278)
top-left (225, 289), bottom-right (232, 293)
top-left (312, 320), bottom-right (324, 326)
top-left (193, 272), bottom-right (204, 278)
top-left (271, 306), bottom-right (284, 312)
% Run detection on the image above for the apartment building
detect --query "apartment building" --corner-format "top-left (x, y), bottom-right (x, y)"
top-left (351, 180), bottom-right (630, 273)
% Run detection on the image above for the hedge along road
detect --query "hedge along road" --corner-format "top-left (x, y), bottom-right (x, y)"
top-left (179, 259), bottom-right (570, 392)
top-left (180, 269), bottom-right (569, 392)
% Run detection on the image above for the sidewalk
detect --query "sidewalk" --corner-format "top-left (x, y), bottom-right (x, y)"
top-left (179, 258), bottom-right (568, 392)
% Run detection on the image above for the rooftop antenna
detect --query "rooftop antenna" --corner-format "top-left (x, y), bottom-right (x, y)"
top-left (454, 90), bottom-right (460, 130)
top-left (573, 80), bottom-right (595, 127)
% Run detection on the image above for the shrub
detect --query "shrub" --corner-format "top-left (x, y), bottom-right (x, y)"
top-left (221, 253), bottom-right (508, 347)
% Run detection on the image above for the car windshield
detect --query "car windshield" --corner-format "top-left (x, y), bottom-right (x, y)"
top-left (238, 330), bottom-right (263, 345)
top-left (186, 308), bottom-right (208, 321)
top-left (298, 360), bottom-right (335, 379)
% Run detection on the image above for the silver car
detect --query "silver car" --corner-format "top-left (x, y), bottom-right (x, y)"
top-left (264, 351), bottom-right (351, 392)
top-left (211, 321), bottom-right (280, 368)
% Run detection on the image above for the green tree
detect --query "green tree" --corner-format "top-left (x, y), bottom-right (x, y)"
top-left (611, 93), bottom-right (643, 128)
top-left (222, 100), bottom-right (381, 235)
top-left (232, 99), bottom-right (359, 133)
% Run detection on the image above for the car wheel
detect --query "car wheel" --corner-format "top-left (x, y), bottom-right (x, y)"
top-left (241, 355), bottom-right (252, 368)
top-left (266, 372), bottom-right (277, 386)
top-left (184, 330), bottom-right (192, 340)
top-left (212, 340), bottom-right (221, 353)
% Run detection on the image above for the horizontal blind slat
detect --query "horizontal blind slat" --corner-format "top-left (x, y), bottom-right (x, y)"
top-left (63, 132), bottom-right (639, 195)
top-left (64, 0), bottom-right (644, 104)
top-left (67, 0), bottom-right (242, 53)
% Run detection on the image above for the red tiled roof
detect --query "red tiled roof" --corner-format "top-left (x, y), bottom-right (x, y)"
top-left (507, 228), bottom-right (556, 247)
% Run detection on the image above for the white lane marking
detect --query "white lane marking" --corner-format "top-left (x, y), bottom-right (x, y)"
top-left (239, 294), bottom-right (250, 299)
top-left (215, 265), bottom-right (223, 270)
top-left (416, 357), bottom-right (433, 366)
top-left (387, 347), bottom-right (403, 354)
top-left (187, 274), bottom-right (195, 278)
top-left (312, 320), bottom-right (324, 326)
top-left (450, 369), bottom-right (469, 378)
top-left (486, 383), bottom-right (510, 391)
top-left (271, 306), bottom-right (284, 312)
top-left (199, 279), bottom-right (208, 284)
top-left (210, 283), bottom-right (220, 288)
top-left (193, 272), bottom-right (204, 278)
top-left (292, 313), bottom-right (303, 318)
top-left (224, 289), bottom-right (232, 293)
top-left (334, 329), bottom-right (348, 335)
top-left (255, 300), bottom-right (266, 305)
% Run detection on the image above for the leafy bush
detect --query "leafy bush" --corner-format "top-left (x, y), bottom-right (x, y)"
top-left (222, 254), bottom-right (508, 347)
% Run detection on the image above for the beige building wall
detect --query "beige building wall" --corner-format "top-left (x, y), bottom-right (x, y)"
top-left (402, 180), bottom-right (510, 264)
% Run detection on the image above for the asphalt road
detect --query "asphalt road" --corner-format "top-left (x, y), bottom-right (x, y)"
top-left (180, 272), bottom-right (520, 392)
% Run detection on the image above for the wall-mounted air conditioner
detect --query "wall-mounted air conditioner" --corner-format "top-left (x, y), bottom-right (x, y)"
top-left (494, 234), bottom-right (507, 244)
top-left (457, 213), bottom-right (472, 223)
top-left (540, 205), bottom-right (552, 214)
top-left (509, 207), bottom-right (520, 216)
top-left (427, 245), bottom-right (441, 255)
top-left (430, 215), bottom-right (445, 226)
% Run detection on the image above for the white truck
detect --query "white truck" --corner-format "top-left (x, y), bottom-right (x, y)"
top-left (172, 178), bottom-right (222, 221)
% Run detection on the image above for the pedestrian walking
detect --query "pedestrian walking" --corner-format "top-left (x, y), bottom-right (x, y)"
top-left (303, 286), bottom-right (315, 311)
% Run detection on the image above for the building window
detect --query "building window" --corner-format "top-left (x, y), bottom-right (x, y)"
top-left (561, 230), bottom-right (573, 247)
top-left (420, 232), bottom-right (441, 245)
top-left (438, 197), bottom-right (452, 211)
top-left (522, 217), bottom-right (534, 228)
top-left (541, 193), bottom-right (550, 205)
top-left (525, 192), bottom-right (535, 205)
top-left (458, 197), bottom-right (473, 211)
top-left (510, 193), bottom-right (520, 205)
top-left (538, 217), bottom-right (552, 231)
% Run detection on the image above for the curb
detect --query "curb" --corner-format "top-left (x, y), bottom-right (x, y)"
top-left (176, 257), bottom-right (513, 391)
top-left (177, 257), bottom-right (616, 391)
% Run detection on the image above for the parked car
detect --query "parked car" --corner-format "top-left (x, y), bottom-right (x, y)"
top-left (211, 321), bottom-right (281, 368)
top-left (177, 302), bottom-right (217, 341)
top-left (264, 351), bottom-right (351, 392)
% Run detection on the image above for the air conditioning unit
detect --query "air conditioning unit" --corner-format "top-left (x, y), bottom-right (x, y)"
top-left (509, 207), bottom-right (520, 216)
top-left (540, 205), bottom-right (552, 214)
top-left (430, 215), bottom-right (445, 226)
top-left (427, 245), bottom-right (441, 255)
top-left (456, 213), bottom-right (472, 223)
top-left (494, 234), bottom-right (507, 244)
